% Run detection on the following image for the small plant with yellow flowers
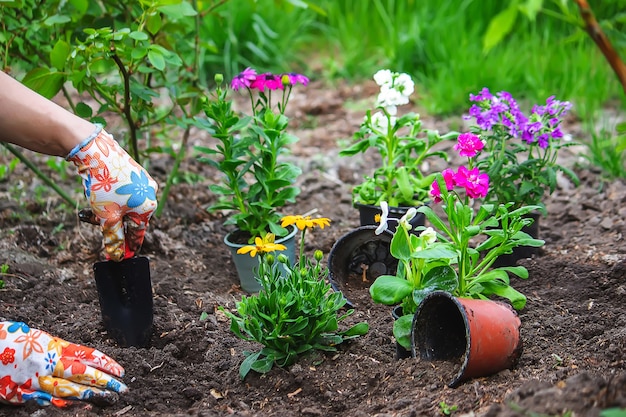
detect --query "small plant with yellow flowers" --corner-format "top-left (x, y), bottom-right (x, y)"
top-left (220, 214), bottom-right (369, 379)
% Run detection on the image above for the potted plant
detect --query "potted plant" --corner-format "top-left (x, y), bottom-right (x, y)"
top-left (339, 69), bottom-right (457, 231)
top-left (195, 68), bottom-right (308, 291)
top-left (462, 88), bottom-right (579, 264)
top-left (220, 214), bottom-right (369, 379)
top-left (369, 152), bottom-right (544, 353)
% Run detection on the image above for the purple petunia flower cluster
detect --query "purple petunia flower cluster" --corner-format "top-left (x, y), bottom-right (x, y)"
top-left (465, 88), bottom-right (571, 149)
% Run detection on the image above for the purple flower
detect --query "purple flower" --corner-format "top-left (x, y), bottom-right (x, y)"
top-left (231, 67), bottom-right (257, 91)
top-left (454, 132), bottom-right (484, 158)
top-left (285, 72), bottom-right (309, 86)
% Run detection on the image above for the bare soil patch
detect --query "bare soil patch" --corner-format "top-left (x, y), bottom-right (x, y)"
top-left (1, 81), bottom-right (625, 416)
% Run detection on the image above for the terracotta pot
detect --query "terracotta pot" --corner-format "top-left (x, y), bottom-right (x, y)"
top-left (355, 202), bottom-right (426, 233)
top-left (492, 211), bottom-right (541, 267)
top-left (411, 291), bottom-right (523, 387)
top-left (327, 225), bottom-right (396, 308)
top-left (224, 225), bottom-right (298, 293)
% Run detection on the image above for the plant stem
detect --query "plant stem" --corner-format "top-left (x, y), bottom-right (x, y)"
top-left (154, 127), bottom-right (190, 218)
top-left (1, 143), bottom-right (76, 207)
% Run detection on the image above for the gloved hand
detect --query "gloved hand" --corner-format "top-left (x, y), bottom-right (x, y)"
top-left (0, 321), bottom-right (127, 407)
top-left (67, 126), bottom-right (158, 261)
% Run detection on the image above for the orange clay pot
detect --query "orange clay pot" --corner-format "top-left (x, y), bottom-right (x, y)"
top-left (411, 291), bottom-right (523, 387)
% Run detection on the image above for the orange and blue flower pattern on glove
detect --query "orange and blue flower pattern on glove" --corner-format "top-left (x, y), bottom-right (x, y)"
top-left (67, 126), bottom-right (158, 261)
top-left (0, 321), bottom-right (127, 407)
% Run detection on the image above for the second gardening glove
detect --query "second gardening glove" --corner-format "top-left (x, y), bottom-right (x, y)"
top-left (67, 125), bottom-right (158, 261)
top-left (0, 321), bottom-right (127, 407)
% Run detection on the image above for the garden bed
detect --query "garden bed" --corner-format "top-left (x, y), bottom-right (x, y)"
top-left (0, 81), bottom-right (625, 416)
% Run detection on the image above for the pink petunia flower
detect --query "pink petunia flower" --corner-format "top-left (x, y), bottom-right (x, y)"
top-left (231, 67), bottom-right (257, 91)
top-left (430, 168), bottom-right (456, 203)
top-left (454, 166), bottom-right (489, 199)
top-left (454, 132), bottom-right (484, 158)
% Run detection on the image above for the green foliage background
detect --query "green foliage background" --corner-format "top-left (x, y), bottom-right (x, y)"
top-left (1, 0), bottom-right (625, 212)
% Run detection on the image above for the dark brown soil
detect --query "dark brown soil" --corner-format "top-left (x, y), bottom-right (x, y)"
top-left (1, 81), bottom-right (625, 416)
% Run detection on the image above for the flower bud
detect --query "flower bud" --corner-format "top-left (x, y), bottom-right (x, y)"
top-left (265, 254), bottom-right (275, 265)
top-left (277, 254), bottom-right (289, 264)
top-left (281, 74), bottom-right (290, 86)
top-left (214, 73), bottom-right (224, 84)
top-left (314, 250), bottom-right (324, 262)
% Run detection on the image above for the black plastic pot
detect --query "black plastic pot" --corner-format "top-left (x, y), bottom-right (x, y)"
top-left (328, 226), bottom-right (397, 308)
top-left (355, 203), bottom-right (426, 233)
top-left (492, 212), bottom-right (541, 267)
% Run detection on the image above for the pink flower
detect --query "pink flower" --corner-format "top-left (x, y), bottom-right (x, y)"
top-left (285, 72), bottom-right (309, 86)
top-left (454, 166), bottom-right (489, 199)
top-left (250, 73), bottom-right (285, 91)
top-left (430, 168), bottom-right (456, 203)
top-left (231, 67), bottom-right (257, 91)
top-left (454, 132), bottom-right (484, 158)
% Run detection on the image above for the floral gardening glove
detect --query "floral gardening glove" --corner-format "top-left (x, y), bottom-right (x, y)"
top-left (67, 125), bottom-right (158, 261)
top-left (0, 321), bottom-right (127, 407)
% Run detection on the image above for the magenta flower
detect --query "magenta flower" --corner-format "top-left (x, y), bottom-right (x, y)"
top-left (285, 72), bottom-right (309, 86)
top-left (454, 166), bottom-right (489, 199)
top-left (454, 132), bottom-right (484, 157)
top-left (231, 67), bottom-right (257, 91)
top-left (250, 73), bottom-right (285, 91)
top-left (430, 168), bottom-right (456, 203)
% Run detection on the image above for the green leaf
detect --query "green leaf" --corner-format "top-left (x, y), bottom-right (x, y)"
top-left (369, 275), bottom-right (412, 305)
top-left (129, 30), bottom-right (149, 41)
top-left (239, 351), bottom-right (262, 379)
top-left (50, 40), bottom-right (70, 70)
top-left (393, 314), bottom-right (414, 350)
top-left (44, 14), bottom-right (71, 26)
top-left (68, 0), bottom-right (88, 14)
top-left (342, 322), bottom-right (369, 337)
top-left (147, 49), bottom-right (165, 71)
top-left (482, 5), bottom-right (519, 53)
top-left (146, 12), bottom-right (163, 35)
top-left (75, 102), bottom-right (93, 118)
top-left (158, 1), bottom-right (198, 20)
top-left (21, 68), bottom-right (64, 99)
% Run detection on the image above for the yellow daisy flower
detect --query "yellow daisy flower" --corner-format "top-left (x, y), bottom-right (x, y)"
top-left (237, 234), bottom-right (287, 257)
top-left (281, 215), bottom-right (331, 231)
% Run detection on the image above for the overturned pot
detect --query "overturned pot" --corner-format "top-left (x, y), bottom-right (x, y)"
top-left (411, 291), bottom-right (523, 387)
top-left (328, 225), bottom-right (397, 308)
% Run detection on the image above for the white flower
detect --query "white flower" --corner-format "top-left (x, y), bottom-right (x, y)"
top-left (375, 201), bottom-right (390, 235)
top-left (376, 85), bottom-right (409, 108)
top-left (370, 112), bottom-right (396, 134)
top-left (373, 69), bottom-right (393, 86)
top-left (398, 208), bottom-right (417, 231)
top-left (394, 73), bottom-right (414, 97)
top-left (420, 227), bottom-right (437, 245)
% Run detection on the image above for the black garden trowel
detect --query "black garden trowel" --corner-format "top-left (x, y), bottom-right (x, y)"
top-left (79, 209), bottom-right (153, 348)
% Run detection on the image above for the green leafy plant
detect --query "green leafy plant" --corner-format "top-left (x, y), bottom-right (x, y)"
top-left (370, 134), bottom-right (544, 349)
top-left (339, 69), bottom-right (455, 208)
top-left (585, 123), bottom-right (626, 180)
top-left (465, 88), bottom-right (579, 212)
top-left (0, 263), bottom-right (7, 289)
top-left (439, 401), bottom-right (458, 416)
top-left (195, 69), bottom-right (307, 240)
top-left (220, 214), bottom-right (369, 379)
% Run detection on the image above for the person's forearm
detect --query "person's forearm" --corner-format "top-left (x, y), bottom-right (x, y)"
top-left (0, 72), bottom-right (96, 157)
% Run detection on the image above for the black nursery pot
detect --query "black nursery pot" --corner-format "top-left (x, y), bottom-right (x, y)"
top-left (328, 225), bottom-right (397, 308)
top-left (492, 212), bottom-right (541, 267)
top-left (355, 203), bottom-right (426, 233)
